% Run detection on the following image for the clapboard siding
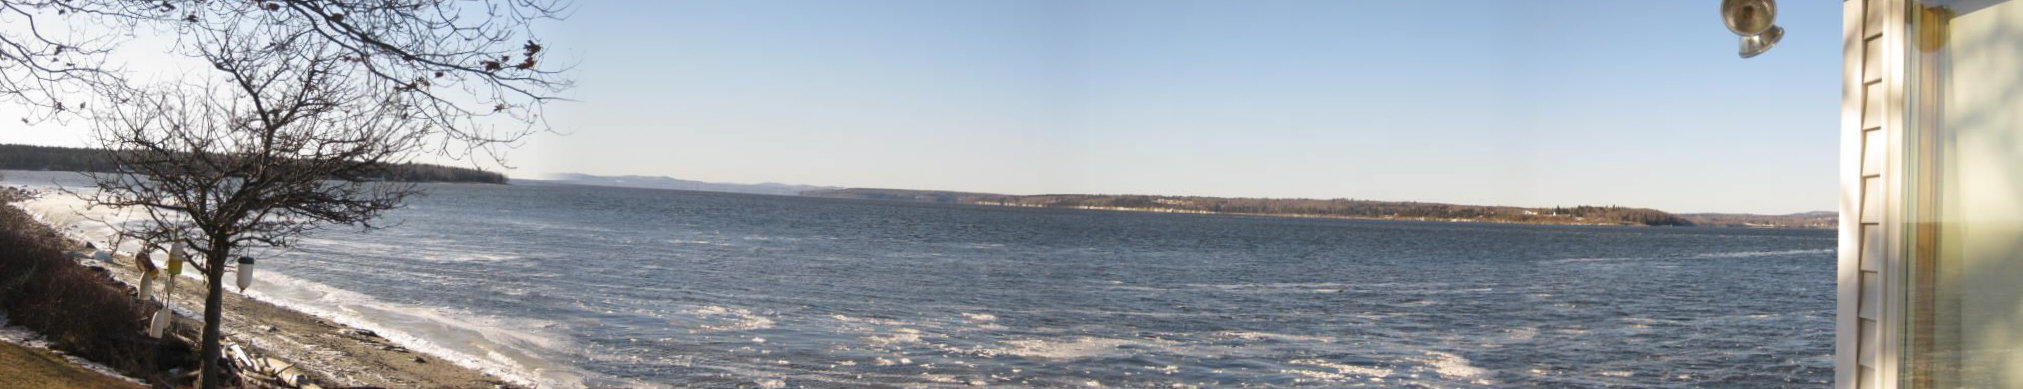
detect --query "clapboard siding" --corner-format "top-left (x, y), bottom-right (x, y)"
top-left (1840, 0), bottom-right (1901, 388)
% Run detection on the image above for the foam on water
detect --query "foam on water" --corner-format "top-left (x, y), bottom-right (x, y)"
top-left (1424, 351), bottom-right (1490, 383)
top-left (687, 305), bottom-right (776, 332)
top-left (997, 337), bottom-right (1144, 360)
top-left (1282, 359), bottom-right (1393, 384)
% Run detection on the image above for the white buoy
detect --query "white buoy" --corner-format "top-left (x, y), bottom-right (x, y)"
top-left (138, 271), bottom-right (157, 302)
top-left (133, 248), bottom-right (159, 302)
top-left (236, 257), bottom-right (255, 291)
top-left (147, 309), bottom-right (170, 338)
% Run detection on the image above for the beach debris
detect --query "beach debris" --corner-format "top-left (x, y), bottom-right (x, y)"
top-left (264, 325), bottom-right (279, 332)
top-left (228, 342), bottom-right (318, 388)
top-left (349, 329), bottom-right (379, 338)
top-left (228, 344), bottom-right (254, 368)
top-left (413, 356), bottom-right (428, 364)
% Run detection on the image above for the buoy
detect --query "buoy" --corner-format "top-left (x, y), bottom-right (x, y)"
top-left (236, 257), bottom-right (255, 291)
top-left (138, 270), bottom-right (157, 302)
top-left (134, 249), bottom-right (156, 302)
top-left (163, 244), bottom-right (180, 308)
top-left (166, 243), bottom-right (184, 276)
top-left (147, 309), bottom-right (170, 338)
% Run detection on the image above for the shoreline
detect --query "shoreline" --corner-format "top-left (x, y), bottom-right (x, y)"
top-left (99, 251), bottom-right (528, 389)
top-left (3, 186), bottom-right (526, 389)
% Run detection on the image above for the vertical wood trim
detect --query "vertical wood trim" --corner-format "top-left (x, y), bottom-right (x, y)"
top-left (1837, 0), bottom-right (1867, 388)
top-left (1908, 6), bottom-right (1947, 385)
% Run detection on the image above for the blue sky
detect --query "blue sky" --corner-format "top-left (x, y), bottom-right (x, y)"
top-left (11, 1), bottom-right (1843, 214)
top-left (525, 0), bottom-right (1842, 214)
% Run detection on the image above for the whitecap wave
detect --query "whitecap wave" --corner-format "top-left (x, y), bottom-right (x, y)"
top-left (688, 305), bottom-right (776, 332)
top-left (1424, 351), bottom-right (1492, 384)
top-left (996, 337), bottom-right (1149, 360)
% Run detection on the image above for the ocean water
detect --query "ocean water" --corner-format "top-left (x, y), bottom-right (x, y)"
top-left (3, 171), bottom-right (1835, 388)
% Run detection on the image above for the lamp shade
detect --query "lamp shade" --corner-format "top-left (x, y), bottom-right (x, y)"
top-left (1721, 0), bottom-right (1782, 58)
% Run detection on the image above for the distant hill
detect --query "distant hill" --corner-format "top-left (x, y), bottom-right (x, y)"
top-left (0, 144), bottom-right (507, 184)
top-left (803, 188), bottom-right (1703, 227)
top-left (534, 173), bottom-right (837, 196)
top-left (1679, 211), bottom-right (1837, 229)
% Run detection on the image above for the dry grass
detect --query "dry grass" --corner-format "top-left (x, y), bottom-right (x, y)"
top-left (0, 341), bottom-right (146, 389)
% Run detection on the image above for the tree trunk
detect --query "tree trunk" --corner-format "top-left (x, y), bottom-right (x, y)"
top-left (198, 239), bottom-right (230, 389)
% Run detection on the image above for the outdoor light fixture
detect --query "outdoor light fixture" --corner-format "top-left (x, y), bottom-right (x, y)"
top-left (236, 256), bottom-right (255, 292)
top-left (1722, 0), bottom-right (1783, 58)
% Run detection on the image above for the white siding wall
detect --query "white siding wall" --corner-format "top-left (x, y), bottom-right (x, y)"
top-left (1840, 0), bottom-right (1903, 388)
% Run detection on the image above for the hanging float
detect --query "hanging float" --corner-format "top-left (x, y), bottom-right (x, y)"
top-left (135, 249), bottom-right (158, 303)
top-left (236, 256), bottom-right (255, 292)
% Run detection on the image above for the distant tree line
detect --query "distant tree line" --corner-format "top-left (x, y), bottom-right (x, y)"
top-left (0, 144), bottom-right (506, 184)
top-left (1680, 212), bottom-right (1836, 229)
top-left (804, 188), bottom-right (1695, 226)
top-left (376, 163), bottom-right (511, 184)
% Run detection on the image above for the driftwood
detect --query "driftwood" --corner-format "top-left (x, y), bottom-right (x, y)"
top-left (228, 342), bottom-right (320, 389)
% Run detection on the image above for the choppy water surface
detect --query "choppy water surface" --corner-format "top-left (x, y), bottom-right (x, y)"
top-left (6, 171), bottom-right (1834, 387)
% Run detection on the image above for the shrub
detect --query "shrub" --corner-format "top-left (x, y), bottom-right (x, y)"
top-left (0, 200), bottom-right (194, 385)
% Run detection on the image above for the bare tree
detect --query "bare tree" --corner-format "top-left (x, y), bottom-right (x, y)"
top-left (84, 29), bottom-right (422, 389)
top-left (55, 1), bottom-right (571, 388)
top-left (5, 0), bottom-right (571, 160)
top-left (0, 0), bottom-right (141, 123)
